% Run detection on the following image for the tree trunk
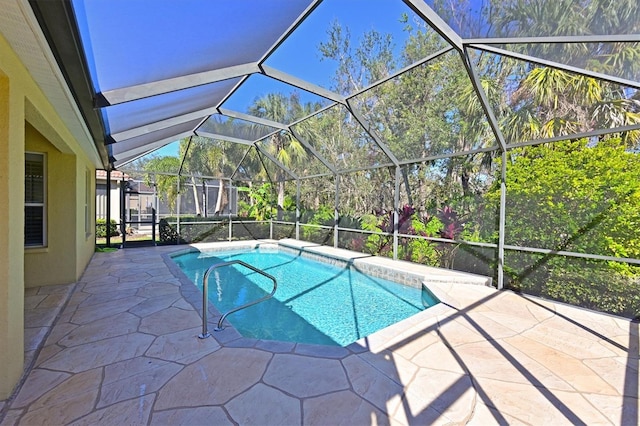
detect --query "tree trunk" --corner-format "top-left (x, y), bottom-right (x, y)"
top-left (214, 179), bottom-right (228, 215)
top-left (277, 180), bottom-right (285, 220)
top-left (190, 177), bottom-right (201, 216)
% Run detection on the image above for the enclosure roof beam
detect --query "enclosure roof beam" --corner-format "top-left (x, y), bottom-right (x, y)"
top-left (177, 136), bottom-right (193, 177)
top-left (261, 65), bottom-right (346, 104)
top-left (461, 47), bottom-right (508, 152)
top-left (464, 35), bottom-right (640, 45)
top-left (346, 47), bottom-right (454, 101)
top-left (230, 145), bottom-right (255, 181)
top-left (110, 106), bottom-right (219, 142)
top-left (113, 132), bottom-right (193, 167)
top-left (402, 0), bottom-right (463, 51)
top-left (256, 0), bottom-right (323, 66)
top-left (471, 44), bottom-right (640, 90)
top-left (218, 107), bottom-right (288, 130)
top-left (288, 127), bottom-right (337, 175)
top-left (345, 99), bottom-right (401, 167)
top-left (195, 131), bottom-right (255, 145)
top-left (254, 144), bottom-right (299, 180)
top-left (507, 123), bottom-right (640, 150)
top-left (95, 63), bottom-right (260, 107)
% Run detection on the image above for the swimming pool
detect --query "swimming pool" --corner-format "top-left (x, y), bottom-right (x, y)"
top-left (173, 246), bottom-right (439, 346)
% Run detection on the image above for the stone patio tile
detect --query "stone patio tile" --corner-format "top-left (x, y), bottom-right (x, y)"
top-left (70, 394), bottom-right (155, 426)
top-left (98, 358), bottom-right (182, 407)
top-left (484, 292), bottom-right (556, 323)
top-left (17, 369), bottom-right (101, 425)
top-left (35, 283), bottom-right (74, 295)
top-left (44, 321), bottom-right (78, 346)
top-left (36, 293), bottom-right (69, 309)
top-left (40, 333), bottom-right (155, 373)
top-left (583, 393), bottom-right (640, 425)
top-left (79, 276), bottom-right (119, 287)
top-left (1, 409), bottom-right (24, 426)
top-left (294, 343), bottom-right (350, 359)
top-left (455, 310), bottom-right (524, 341)
top-left (138, 307), bottom-right (202, 336)
top-left (429, 282), bottom-right (496, 312)
top-left (155, 348), bottom-right (272, 409)
top-left (303, 390), bottom-right (390, 426)
top-left (24, 287), bottom-right (39, 297)
top-left (375, 317), bottom-right (441, 360)
top-left (254, 339), bottom-right (296, 353)
top-left (171, 297), bottom-right (194, 310)
top-left (71, 297), bottom-right (146, 324)
top-left (435, 315), bottom-right (487, 348)
top-left (145, 327), bottom-right (221, 364)
top-left (411, 340), bottom-right (467, 374)
top-left (454, 340), bottom-right (574, 391)
top-left (77, 288), bottom-right (137, 304)
top-left (24, 308), bottom-right (58, 328)
top-left (150, 407), bottom-right (233, 425)
top-left (504, 334), bottom-right (618, 395)
top-left (523, 323), bottom-right (620, 360)
top-left (24, 295), bottom-right (47, 310)
top-left (129, 293), bottom-right (181, 318)
top-left (402, 368), bottom-right (475, 424)
top-left (472, 309), bottom-right (542, 334)
top-left (34, 344), bottom-right (64, 367)
top-left (226, 383), bottom-right (301, 425)
top-left (342, 354), bottom-right (404, 415)
top-left (24, 327), bottom-right (48, 351)
top-left (59, 312), bottom-right (140, 347)
top-left (108, 269), bottom-right (152, 279)
top-left (584, 357), bottom-right (639, 396)
top-left (65, 291), bottom-right (91, 308)
top-left (263, 354), bottom-right (349, 398)
top-left (355, 350), bottom-right (417, 386)
top-left (467, 401), bottom-right (526, 425)
top-left (11, 369), bottom-right (71, 408)
top-left (136, 282), bottom-right (181, 299)
top-left (473, 376), bottom-right (611, 425)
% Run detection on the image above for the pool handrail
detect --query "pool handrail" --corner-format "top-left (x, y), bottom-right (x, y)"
top-left (198, 259), bottom-right (278, 339)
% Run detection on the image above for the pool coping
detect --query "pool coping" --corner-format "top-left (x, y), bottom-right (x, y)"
top-left (164, 239), bottom-right (494, 350)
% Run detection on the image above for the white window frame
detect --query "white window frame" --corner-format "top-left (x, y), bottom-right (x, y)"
top-left (25, 151), bottom-right (47, 247)
top-left (85, 168), bottom-right (91, 237)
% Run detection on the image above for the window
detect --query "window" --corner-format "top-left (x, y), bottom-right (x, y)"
top-left (25, 152), bottom-right (46, 247)
top-left (85, 168), bottom-right (91, 237)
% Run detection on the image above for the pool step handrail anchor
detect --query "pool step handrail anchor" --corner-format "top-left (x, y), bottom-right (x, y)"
top-left (198, 259), bottom-right (277, 339)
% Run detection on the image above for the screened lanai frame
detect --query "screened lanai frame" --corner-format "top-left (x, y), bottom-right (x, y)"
top-left (121, 1), bottom-right (640, 291)
top-left (30, 1), bottom-right (640, 309)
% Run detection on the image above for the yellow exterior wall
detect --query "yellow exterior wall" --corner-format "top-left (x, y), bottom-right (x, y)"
top-left (0, 30), bottom-right (98, 398)
top-left (0, 65), bottom-right (26, 403)
top-left (24, 124), bottom-right (78, 286)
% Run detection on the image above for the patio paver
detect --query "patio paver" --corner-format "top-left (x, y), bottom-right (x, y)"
top-left (1, 243), bottom-right (638, 425)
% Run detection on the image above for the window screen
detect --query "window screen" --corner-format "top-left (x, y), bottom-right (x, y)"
top-left (25, 153), bottom-right (45, 246)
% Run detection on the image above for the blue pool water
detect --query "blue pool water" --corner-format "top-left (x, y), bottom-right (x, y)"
top-left (173, 248), bottom-right (437, 346)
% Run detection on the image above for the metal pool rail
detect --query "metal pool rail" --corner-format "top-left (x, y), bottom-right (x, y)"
top-left (198, 260), bottom-right (278, 339)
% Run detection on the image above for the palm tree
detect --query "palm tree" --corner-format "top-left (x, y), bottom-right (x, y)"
top-left (248, 93), bottom-right (309, 215)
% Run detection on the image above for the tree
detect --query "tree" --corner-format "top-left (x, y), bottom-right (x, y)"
top-left (142, 156), bottom-right (182, 214)
top-left (248, 93), bottom-right (310, 216)
top-left (481, 137), bottom-right (640, 315)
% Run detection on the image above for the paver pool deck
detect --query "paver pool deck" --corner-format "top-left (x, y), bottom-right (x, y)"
top-left (1, 241), bottom-right (638, 425)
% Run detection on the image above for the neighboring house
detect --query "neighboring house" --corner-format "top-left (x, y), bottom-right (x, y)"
top-left (0, 7), bottom-right (103, 398)
top-left (95, 169), bottom-right (126, 227)
top-left (96, 170), bottom-right (239, 236)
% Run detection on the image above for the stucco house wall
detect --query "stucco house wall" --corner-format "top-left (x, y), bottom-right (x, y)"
top-left (0, 28), bottom-right (99, 399)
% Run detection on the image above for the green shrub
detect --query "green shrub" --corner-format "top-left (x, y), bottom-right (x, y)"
top-left (96, 219), bottom-right (119, 238)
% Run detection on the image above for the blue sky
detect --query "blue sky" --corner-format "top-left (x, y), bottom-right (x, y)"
top-left (154, 0), bottom-right (418, 158)
top-left (75, 0), bottom-right (422, 159)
